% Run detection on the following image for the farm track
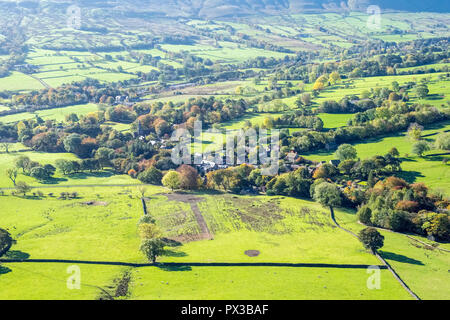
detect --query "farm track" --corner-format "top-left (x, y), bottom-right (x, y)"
top-left (329, 207), bottom-right (421, 300)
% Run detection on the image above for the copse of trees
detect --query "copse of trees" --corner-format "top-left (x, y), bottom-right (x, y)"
top-left (357, 176), bottom-right (450, 240)
top-left (291, 104), bottom-right (449, 154)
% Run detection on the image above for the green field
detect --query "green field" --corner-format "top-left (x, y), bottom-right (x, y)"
top-left (0, 145), bottom-right (138, 188)
top-left (0, 104), bottom-right (100, 124)
top-left (0, 187), bottom-right (413, 300)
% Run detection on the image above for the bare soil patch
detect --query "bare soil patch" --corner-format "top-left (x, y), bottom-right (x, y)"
top-left (83, 201), bottom-right (109, 206)
top-left (160, 193), bottom-right (214, 242)
top-left (245, 250), bottom-right (260, 257)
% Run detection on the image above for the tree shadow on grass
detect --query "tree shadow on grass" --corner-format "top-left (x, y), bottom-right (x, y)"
top-left (164, 250), bottom-right (188, 258)
top-left (426, 94), bottom-right (444, 101)
top-left (40, 177), bottom-right (69, 185)
top-left (156, 264), bottom-right (192, 272)
top-left (379, 251), bottom-right (424, 266)
top-left (399, 157), bottom-right (418, 163)
top-left (5, 250), bottom-right (30, 261)
top-left (67, 171), bottom-right (115, 180)
top-left (0, 265), bottom-right (12, 275)
top-left (396, 171), bottom-right (425, 184)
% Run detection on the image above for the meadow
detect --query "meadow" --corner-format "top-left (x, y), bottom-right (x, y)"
top-left (0, 144), bottom-right (139, 188)
top-left (0, 186), bottom-right (413, 300)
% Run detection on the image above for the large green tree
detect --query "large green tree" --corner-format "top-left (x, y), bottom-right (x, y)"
top-left (0, 228), bottom-right (14, 258)
top-left (335, 144), bottom-right (358, 161)
top-left (162, 170), bottom-right (181, 191)
top-left (313, 182), bottom-right (342, 210)
top-left (359, 227), bottom-right (385, 252)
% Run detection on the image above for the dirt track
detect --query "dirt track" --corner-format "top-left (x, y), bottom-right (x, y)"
top-left (162, 193), bottom-right (214, 241)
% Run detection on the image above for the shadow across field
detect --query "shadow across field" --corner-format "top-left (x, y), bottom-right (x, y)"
top-left (0, 265), bottom-right (11, 275)
top-left (397, 171), bottom-right (425, 184)
top-left (380, 251), bottom-right (424, 266)
top-left (5, 250), bottom-right (30, 260)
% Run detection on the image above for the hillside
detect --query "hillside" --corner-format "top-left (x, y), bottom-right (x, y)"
top-left (5, 0), bottom-right (450, 18)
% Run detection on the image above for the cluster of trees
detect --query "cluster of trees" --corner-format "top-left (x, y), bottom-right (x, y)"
top-left (7, 155), bottom-right (56, 184)
top-left (319, 99), bottom-right (377, 114)
top-left (270, 112), bottom-right (324, 131)
top-left (11, 79), bottom-right (136, 108)
top-left (291, 104), bottom-right (449, 153)
top-left (357, 177), bottom-right (450, 241)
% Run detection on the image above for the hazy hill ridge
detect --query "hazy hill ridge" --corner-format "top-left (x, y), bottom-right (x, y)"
top-left (4, 0), bottom-right (450, 18)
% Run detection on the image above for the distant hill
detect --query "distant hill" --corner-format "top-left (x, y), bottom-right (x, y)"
top-left (6, 0), bottom-right (450, 18)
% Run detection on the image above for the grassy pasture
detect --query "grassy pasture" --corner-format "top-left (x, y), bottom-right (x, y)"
top-left (0, 144), bottom-right (139, 188)
top-left (0, 72), bottom-right (44, 92)
top-left (335, 209), bottom-right (450, 300)
top-left (0, 187), bottom-right (412, 300)
top-left (0, 103), bottom-right (99, 124)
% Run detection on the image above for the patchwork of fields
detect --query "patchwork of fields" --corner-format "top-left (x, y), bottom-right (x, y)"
top-left (0, 5), bottom-right (449, 301)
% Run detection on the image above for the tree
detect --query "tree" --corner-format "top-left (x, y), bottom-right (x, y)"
top-left (63, 133), bottom-right (82, 154)
top-left (329, 71), bottom-right (341, 85)
top-left (177, 165), bottom-right (199, 190)
top-left (391, 81), bottom-right (400, 92)
top-left (0, 228), bottom-right (14, 258)
top-left (55, 159), bottom-right (72, 175)
top-left (95, 147), bottom-right (115, 169)
top-left (435, 132), bottom-right (450, 151)
top-left (367, 171), bottom-right (376, 188)
top-left (162, 171), bottom-right (181, 191)
top-left (140, 239), bottom-right (165, 264)
top-left (15, 181), bottom-right (31, 196)
top-left (301, 93), bottom-right (312, 106)
top-left (388, 147), bottom-right (400, 157)
top-left (313, 81), bottom-right (325, 91)
top-left (14, 156), bottom-right (30, 173)
top-left (139, 223), bottom-right (162, 240)
top-left (30, 167), bottom-right (49, 181)
top-left (6, 168), bottom-right (18, 186)
top-left (415, 85), bottom-right (429, 99)
top-left (426, 214), bottom-right (450, 241)
top-left (138, 167), bottom-right (163, 185)
top-left (412, 141), bottom-right (430, 157)
top-left (0, 141), bottom-right (10, 153)
top-left (359, 227), bottom-right (385, 252)
top-left (408, 123), bottom-right (423, 141)
top-left (335, 144), bottom-right (358, 161)
top-left (313, 182), bottom-right (342, 209)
